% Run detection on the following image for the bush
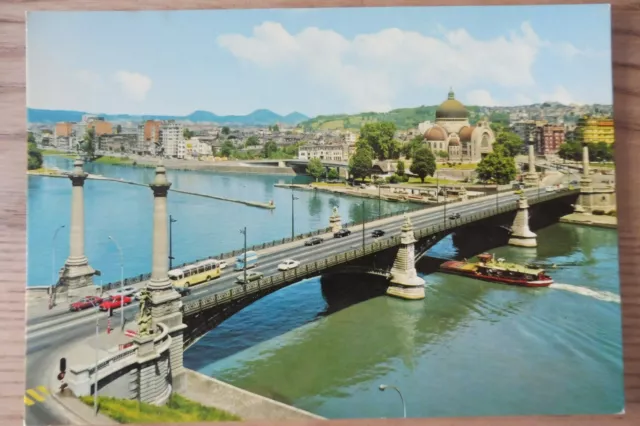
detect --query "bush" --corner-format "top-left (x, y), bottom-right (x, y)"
top-left (79, 394), bottom-right (241, 423)
top-left (592, 209), bottom-right (605, 215)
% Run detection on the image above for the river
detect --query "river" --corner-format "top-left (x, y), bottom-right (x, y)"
top-left (29, 155), bottom-right (624, 419)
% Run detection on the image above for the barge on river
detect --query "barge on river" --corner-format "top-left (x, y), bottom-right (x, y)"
top-left (439, 253), bottom-right (553, 287)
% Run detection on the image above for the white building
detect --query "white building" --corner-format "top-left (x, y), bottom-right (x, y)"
top-left (185, 137), bottom-right (213, 158)
top-left (298, 142), bottom-right (354, 162)
top-left (343, 131), bottom-right (357, 144)
top-left (417, 121), bottom-right (433, 134)
top-left (160, 121), bottom-right (185, 158)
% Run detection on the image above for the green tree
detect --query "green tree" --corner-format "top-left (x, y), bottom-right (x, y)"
top-left (402, 136), bottom-right (423, 159)
top-left (306, 158), bottom-right (324, 182)
top-left (349, 145), bottom-right (374, 182)
top-left (28, 132), bottom-right (36, 144)
top-left (327, 168), bottom-right (340, 180)
top-left (272, 124), bottom-right (280, 132)
top-left (436, 150), bottom-right (449, 159)
top-left (81, 128), bottom-right (96, 159)
top-left (262, 140), bottom-right (278, 158)
top-left (221, 126), bottom-right (230, 136)
top-left (183, 128), bottom-right (194, 139)
top-left (357, 121), bottom-right (397, 160)
top-left (558, 140), bottom-right (582, 161)
top-left (495, 131), bottom-right (524, 157)
top-left (396, 159), bottom-right (405, 176)
top-left (220, 140), bottom-right (234, 157)
top-left (116, 124), bottom-right (122, 134)
top-left (27, 141), bottom-right (43, 170)
top-left (475, 149), bottom-right (517, 184)
top-left (245, 136), bottom-right (260, 147)
top-left (410, 146), bottom-right (436, 183)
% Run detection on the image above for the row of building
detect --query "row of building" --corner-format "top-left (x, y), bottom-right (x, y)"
top-left (510, 114), bottom-right (614, 156)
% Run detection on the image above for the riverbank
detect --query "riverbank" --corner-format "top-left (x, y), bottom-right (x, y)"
top-left (560, 213), bottom-right (618, 229)
top-left (276, 183), bottom-right (435, 204)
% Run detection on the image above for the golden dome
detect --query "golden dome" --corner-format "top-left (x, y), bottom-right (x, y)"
top-left (448, 134), bottom-right (460, 146)
top-left (436, 88), bottom-right (469, 120)
top-left (459, 126), bottom-right (475, 141)
top-left (424, 125), bottom-right (447, 141)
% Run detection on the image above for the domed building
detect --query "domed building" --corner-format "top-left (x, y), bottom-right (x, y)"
top-left (423, 88), bottom-right (496, 162)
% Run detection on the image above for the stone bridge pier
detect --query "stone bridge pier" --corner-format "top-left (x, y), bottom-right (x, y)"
top-left (574, 142), bottom-right (616, 214)
top-left (508, 194), bottom-right (537, 247)
top-left (386, 216), bottom-right (426, 300)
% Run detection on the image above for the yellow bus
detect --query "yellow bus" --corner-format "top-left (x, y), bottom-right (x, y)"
top-left (168, 259), bottom-right (221, 288)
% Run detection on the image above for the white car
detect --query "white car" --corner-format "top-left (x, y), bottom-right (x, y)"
top-left (278, 259), bottom-right (300, 271)
top-left (545, 186), bottom-right (555, 192)
top-left (218, 260), bottom-right (227, 270)
top-left (115, 286), bottom-right (137, 297)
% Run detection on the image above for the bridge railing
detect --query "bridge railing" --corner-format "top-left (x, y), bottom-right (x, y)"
top-left (182, 189), bottom-right (576, 316)
top-left (100, 188), bottom-right (577, 293)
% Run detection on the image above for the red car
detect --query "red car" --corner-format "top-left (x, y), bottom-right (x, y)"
top-left (69, 296), bottom-right (103, 312)
top-left (99, 295), bottom-right (132, 311)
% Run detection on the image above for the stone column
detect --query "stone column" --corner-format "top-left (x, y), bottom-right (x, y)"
top-left (524, 142), bottom-right (539, 185)
top-left (61, 157), bottom-right (96, 296)
top-left (386, 216), bottom-right (426, 300)
top-left (574, 143), bottom-right (594, 213)
top-left (329, 207), bottom-right (342, 233)
top-left (508, 194), bottom-right (537, 247)
top-left (582, 142), bottom-right (590, 178)
top-left (147, 162), bottom-right (187, 391)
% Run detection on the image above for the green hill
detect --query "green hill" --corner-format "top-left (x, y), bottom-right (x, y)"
top-left (298, 105), bottom-right (485, 131)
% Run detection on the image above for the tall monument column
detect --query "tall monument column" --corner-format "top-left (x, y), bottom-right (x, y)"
top-left (386, 216), bottom-right (426, 300)
top-left (147, 162), bottom-right (187, 390)
top-left (508, 193), bottom-right (537, 247)
top-left (60, 157), bottom-right (96, 296)
top-left (524, 142), bottom-right (539, 185)
top-left (574, 142), bottom-right (595, 213)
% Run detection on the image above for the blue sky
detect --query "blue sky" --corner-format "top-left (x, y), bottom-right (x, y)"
top-left (27, 5), bottom-right (612, 117)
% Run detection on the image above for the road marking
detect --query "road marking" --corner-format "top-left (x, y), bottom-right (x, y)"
top-left (26, 388), bottom-right (45, 402)
top-left (37, 386), bottom-right (49, 394)
top-left (24, 396), bottom-right (34, 406)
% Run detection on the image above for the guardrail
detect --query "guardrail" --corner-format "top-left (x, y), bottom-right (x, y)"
top-left (182, 189), bottom-right (576, 316)
top-left (96, 189), bottom-right (577, 293)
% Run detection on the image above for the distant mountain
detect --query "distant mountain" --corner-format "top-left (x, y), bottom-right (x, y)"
top-left (27, 108), bottom-right (309, 126)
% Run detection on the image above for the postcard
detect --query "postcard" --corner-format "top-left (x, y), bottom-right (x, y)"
top-left (25, 4), bottom-right (622, 424)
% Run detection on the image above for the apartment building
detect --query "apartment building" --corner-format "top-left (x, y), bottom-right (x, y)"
top-left (185, 137), bottom-right (213, 158)
top-left (136, 120), bottom-right (162, 154)
top-left (160, 121), bottom-right (185, 158)
top-left (535, 124), bottom-right (565, 155)
top-left (298, 141), bottom-right (354, 162)
top-left (575, 115), bottom-right (615, 144)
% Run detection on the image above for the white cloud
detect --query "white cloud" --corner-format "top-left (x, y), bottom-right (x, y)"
top-left (538, 85), bottom-right (581, 105)
top-left (465, 89), bottom-right (498, 106)
top-left (217, 21), bottom-right (545, 113)
top-left (114, 71), bottom-right (152, 102)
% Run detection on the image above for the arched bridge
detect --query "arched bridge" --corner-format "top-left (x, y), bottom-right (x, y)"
top-left (180, 187), bottom-right (579, 349)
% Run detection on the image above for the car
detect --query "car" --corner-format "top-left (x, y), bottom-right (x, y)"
top-left (114, 286), bottom-right (137, 297)
top-left (99, 295), bottom-right (132, 311)
top-left (545, 186), bottom-right (555, 192)
top-left (175, 286), bottom-right (191, 297)
top-left (69, 296), bottom-right (103, 312)
top-left (448, 213), bottom-right (461, 220)
top-left (570, 180), bottom-right (578, 185)
top-left (371, 229), bottom-right (385, 238)
top-left (278, 259), bottom-right (301, 271)
top-left (236, 271), bottom-right (264, 284)
top-left (334, 229), bottom-right (352, 238)
top-left (304, 237), bottom-right (324, 246)
top-left (217, 260), bottom-right (227, 270)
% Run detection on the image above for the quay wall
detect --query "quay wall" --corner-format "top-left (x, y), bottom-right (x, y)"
top-left (181, 369), bottom-right (325, 421)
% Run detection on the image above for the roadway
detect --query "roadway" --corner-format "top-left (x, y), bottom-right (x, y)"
top-left (24, 186), bottom-right (552, 425)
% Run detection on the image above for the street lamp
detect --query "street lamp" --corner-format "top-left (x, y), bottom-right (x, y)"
top-left (379, 384), bottom-right (406, 418)
top-left (443, 189), bottom-right (448, 227)
top-left (108, 236), bottom-right (124, 331)
top-left (86, 299), bottom-right (102, 416)
top-left (169, 215), bottom-right (177, 270)
top-left (291, 188), bottom-right (299, 239)
top-left (240, 227), bottom-right (247, 285)
top-left (51, 224), bottom-right (65, 287)
top-left (361, 202), bottom-right (366, 252)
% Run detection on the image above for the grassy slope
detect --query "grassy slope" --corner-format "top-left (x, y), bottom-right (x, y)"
top-left (80, 394), bottom-right (241, 423)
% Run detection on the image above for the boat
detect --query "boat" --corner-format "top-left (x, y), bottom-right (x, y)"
top-left (439, 253), bottom-right (554, 287)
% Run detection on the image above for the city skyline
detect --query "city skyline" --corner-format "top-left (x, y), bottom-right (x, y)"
top-left (27, 5), bottom-right (612, 118)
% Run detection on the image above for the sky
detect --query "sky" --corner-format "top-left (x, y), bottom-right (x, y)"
top-left (26, 5), bottom-right (613, 118)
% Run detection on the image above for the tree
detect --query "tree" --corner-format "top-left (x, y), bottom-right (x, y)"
top-left (116, 124), bottom-right (122, 134)
top-left (396, 159), bottom-right (405, 176)
top-left (495, 131), bottom-right (524, 157)
top-left (475, 149), bottom-right (517, 184)
top-left (402, 136), bottom-right (423, 159)
top-left (410, 146), bottom-right (436, 183)
top-left (183, 128), bottom-right (193, 139)
top-left (220, 140), bottom-right (234, 157)
top-left (221, 126), bottom-right (230, 136)
top-left (28, 132), bottom-right (36, 144)
top-left (262, 140), bottom-right (278, 158)
top-left (245, 136), bottom-right (260, 147)
top-left (357, 122), bottom-right (397, 160)
top-left (558, 140), bottom-right (582, 161)
top-left (272, 124), bottom-right (280, 132)
top-left (27, 141), bottom-right (43, 170)
top-left (327, 168), bottom-right (340, 180)
top-left (436, 150), bottom-right (449, 159)
top-left (307, 158), bottom-right (324, 182)
top-left (349, 145), bottom-right (374, 182)
top-left (81, 128), bottom-right (96, 159)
